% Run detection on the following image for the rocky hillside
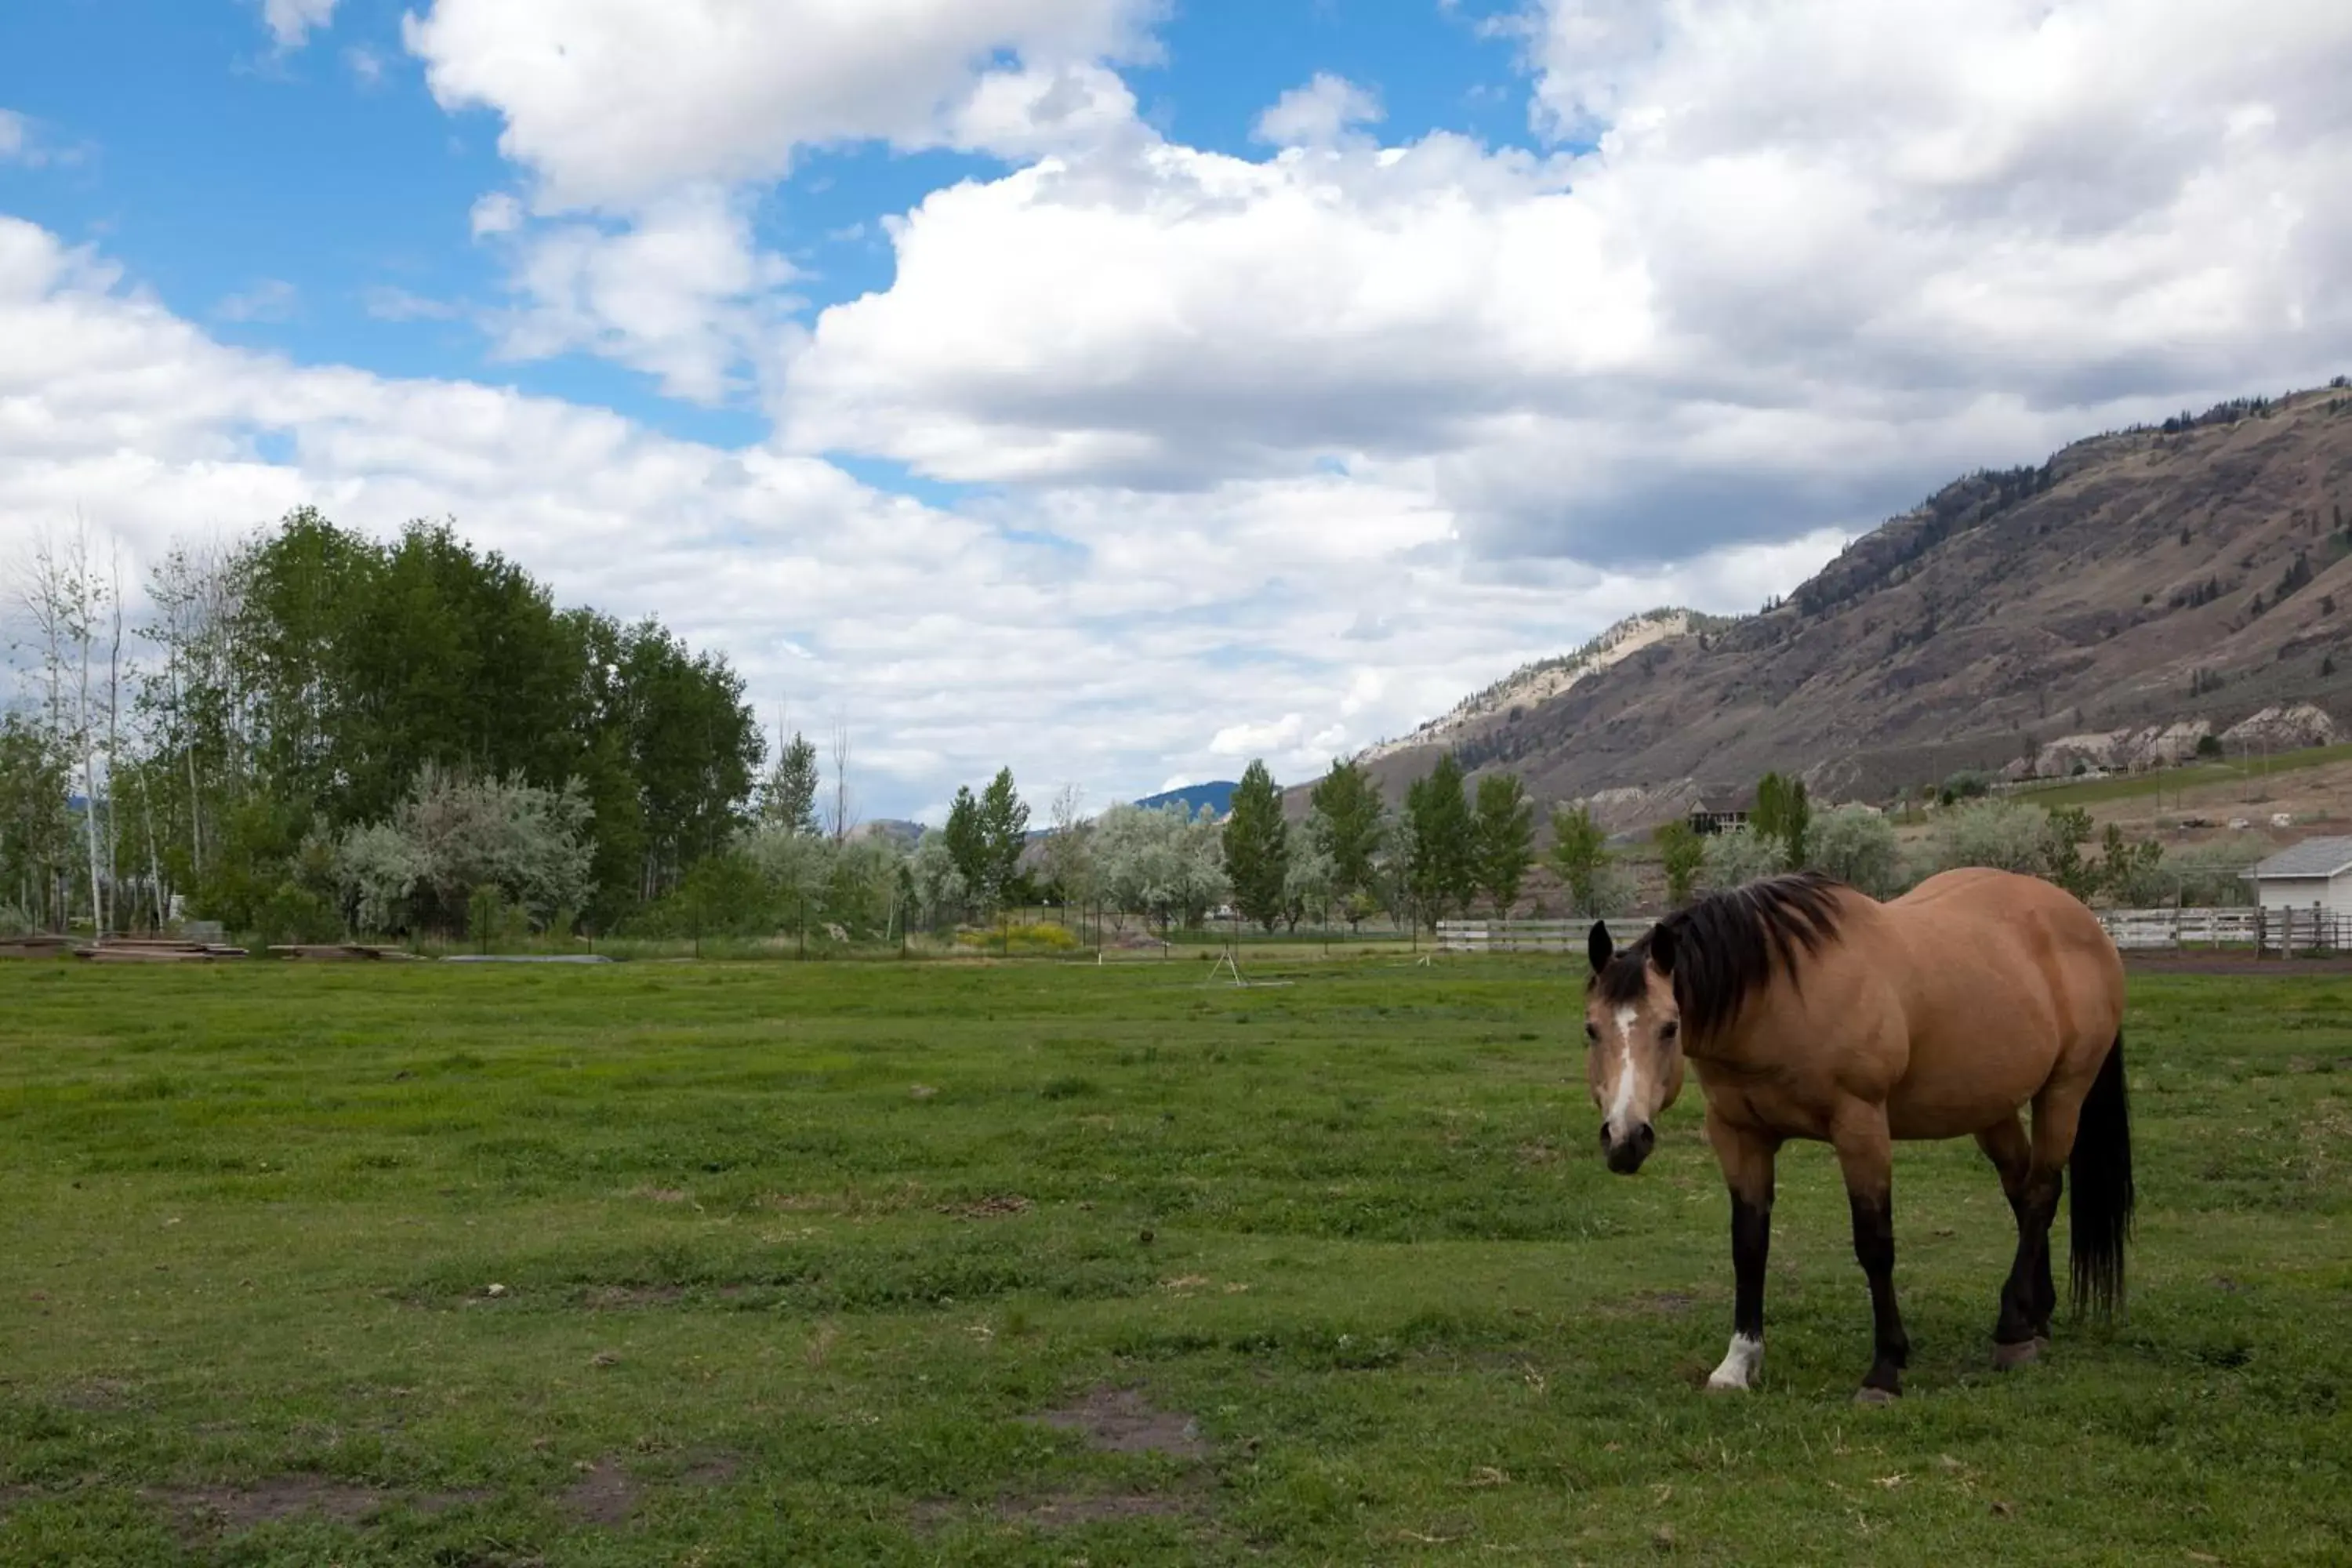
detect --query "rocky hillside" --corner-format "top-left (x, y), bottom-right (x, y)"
top-left (1352, 383), bottom-right (2352, 820)
top-left (1361, 608), bottom-right (1733, 763)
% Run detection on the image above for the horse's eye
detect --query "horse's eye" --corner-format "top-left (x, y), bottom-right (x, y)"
top-left (1584, 1022), bottom-right (1600, 1041)
top-left (1661, 1021), bottom-right (1680, 1041)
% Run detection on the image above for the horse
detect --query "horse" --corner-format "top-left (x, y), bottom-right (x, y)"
top-left (1581, 867), bottom-right (2132, 1403)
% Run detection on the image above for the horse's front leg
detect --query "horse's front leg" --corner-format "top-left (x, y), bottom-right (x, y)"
top-left (1831, 1103), bottom-right (1910, 1402)
top-left (1704, 1105), bottom-right (1778, 1392)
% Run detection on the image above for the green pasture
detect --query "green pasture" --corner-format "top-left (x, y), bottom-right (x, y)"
top-left (2007, 741), bottom-right (2352, 810)
top-left (1, 956), bottom-right (2347, 1565)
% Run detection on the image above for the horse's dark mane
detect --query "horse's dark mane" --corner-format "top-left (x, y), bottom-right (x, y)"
top-left (1591, 871), bottom-right (1849, 1040)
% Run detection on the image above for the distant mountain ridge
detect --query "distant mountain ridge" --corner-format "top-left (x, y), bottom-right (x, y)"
top-left (1135, 781), bottom-right (1238, 817)
top-left (1341, 382), bottom-right (2352, 820)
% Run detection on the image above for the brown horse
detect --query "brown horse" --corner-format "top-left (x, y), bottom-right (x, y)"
top-left (1583, 867), bottom-right (2132, 1402)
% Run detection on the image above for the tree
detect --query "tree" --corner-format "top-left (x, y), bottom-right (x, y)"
top-left (1546, 804), bottom-right (1615, 917)
top-left (1094, 802), bottom-right (1226, 935)
top-left (1283, 840), bottom-right (1334, 933)
top-left (907, 829), bottom-right (968, 933)
top-left (1040, 784), bottom-right (1094, 920)
top-left (335, 764), bottom-right (595, 935)
top-left (2041, 806), bottom-right (2100, 898)
top-left (12, 525), bottom-right (117, 932)
top-left (1471, 773), bottom-right (1535, 915)
top-left (1753, 771), bottom-right (1811, 866)
top-left (826, 720), bottom-right (857, 842)
top-left (1221, 759), bottom-right (1290, 931)
top-left (942, 786), bottom-right (985, 910)
top-left (2096, 823), bottom-right (2167, 906)
top-left (976, 768), bottom-right (1029, 909)
top-left (1403, 755), bottom-right (1476, 925)
top-left (0, 713), bottom-right (71, 931)
top-left (1805, 805), bottom-right (1904, 898)
top-left (1308, 758), bottom-right (1385, 909)
top-left (758, 728), bottom-right (822, 836)
top-left (1653, 819), bottom-right (1705, 909)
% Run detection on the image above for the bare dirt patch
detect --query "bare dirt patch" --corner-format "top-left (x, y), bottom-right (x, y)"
top-left (579, 1283), bottom-right (687, 1309)
top-left (941, 1194), bottom-right (1032, 1219)
top-left (1033, 1386), bottom-right (1209, 1460)
top-left (560, 1460), bottom-right (638, 1526)
top-left (56, 1376), bottom-right (140, 1410)
top-left (140, 1475), bottom-right (490, 1534)
top-left (627, 1186), bottom-right (691, 1204)
top-left (1003, 1490), bottom-right (1194, 1527)
top-left (913, 1485), bottom-right (1203, 1536)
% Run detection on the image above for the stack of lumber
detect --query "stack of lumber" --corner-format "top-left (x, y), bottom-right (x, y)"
top-left (74, 936), bottom-right (250, 962)
top-left (0, 935), bottom-right (78, 959)
top-left (267, 943), bottom-right (422, 961)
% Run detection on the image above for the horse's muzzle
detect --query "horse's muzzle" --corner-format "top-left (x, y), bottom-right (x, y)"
top-left (1602, 1121), bottom-right (1655, 1175)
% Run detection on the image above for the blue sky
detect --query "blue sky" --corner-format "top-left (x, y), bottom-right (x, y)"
top-left (2, 0), bottom-right (1537, 449)
top-left (4, 2), bottom-right (2347, 820)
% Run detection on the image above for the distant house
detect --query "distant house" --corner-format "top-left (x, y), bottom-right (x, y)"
top-left (2242, 837), bottom-right (2352, 916)
top-left (1688, 790), bottom-right (1755, 837)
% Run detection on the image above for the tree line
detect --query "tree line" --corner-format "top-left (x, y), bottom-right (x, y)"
top-left (6, 507), bottom-right (2233, 949)
top-left (3, 510), bottom-right (760, 941)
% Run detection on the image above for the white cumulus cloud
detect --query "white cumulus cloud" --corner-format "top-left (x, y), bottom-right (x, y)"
top-left (773, 0), bottom-right (2352, 564)
top-left (260, 0), bottom-right (338, 51)
top-left (0, 216), bottom-right (1845, 811)
top-left (403, 0), bottom-right (1161, 209)
top-left (1254, 74), bottom-right (1385, 148)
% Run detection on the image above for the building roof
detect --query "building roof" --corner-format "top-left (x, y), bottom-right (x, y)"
top-left (2245, 837), bottom-right (2352, 880)
top-left (1690, 789), bottom-right (1756, 815)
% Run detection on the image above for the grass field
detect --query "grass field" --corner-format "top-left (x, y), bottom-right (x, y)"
top-left (2, 956), bottom-right (2349, 1566)
top-left (2009, 741), bottom-right (2352, 810)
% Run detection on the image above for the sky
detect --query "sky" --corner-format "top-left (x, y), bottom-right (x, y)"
top-left (4, 2), bottom-right (2350, 823)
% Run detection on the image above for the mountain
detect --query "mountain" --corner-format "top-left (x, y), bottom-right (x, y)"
top-left (1352, 383), bottom-right (2352, 822)
top-left (1361, 608), bottom-right (1737, 764)
top-left (1137, 781), bottom-right (1238, 818)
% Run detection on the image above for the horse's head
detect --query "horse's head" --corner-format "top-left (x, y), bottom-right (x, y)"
top-left (1584, 920), bottom-right (1684, 1175)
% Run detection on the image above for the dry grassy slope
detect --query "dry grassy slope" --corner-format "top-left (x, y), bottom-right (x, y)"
top-left (1348, 386), bottom-right (2352, 814)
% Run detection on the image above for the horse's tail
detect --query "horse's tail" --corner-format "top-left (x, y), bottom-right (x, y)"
top-left (2069, 1030), bottom-right (2135, 1320)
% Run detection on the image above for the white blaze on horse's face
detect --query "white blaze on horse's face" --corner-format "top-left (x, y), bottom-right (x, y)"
top-left (1584, 923), bottom-right (1685, 1176)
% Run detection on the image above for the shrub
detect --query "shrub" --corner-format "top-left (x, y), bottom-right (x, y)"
top-left (1805, 807), bottom-right (1906, 898)
top-left (466, 883), bottom-right (506, 946)
top-left (1701, 829), bottom-right (1787, 892)
top-left (254, 882), bottom-right (343, 947)
top-left (1939, 770), bottom-right (1994, 805)
top-left (1932, 800), bottom-right (2048, 875)
top-left (2170, 840), bottom-right (2260, 906)
top-left (954, 920), bottom-right (1081, 954)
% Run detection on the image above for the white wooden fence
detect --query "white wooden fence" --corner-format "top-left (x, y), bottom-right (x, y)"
top-left (2100, 906), bottom-right (2345, 954)
top-left (1442, 908), bottom-right (2345, 956)
top-left (1436, 918), bottom-right (1652, 955)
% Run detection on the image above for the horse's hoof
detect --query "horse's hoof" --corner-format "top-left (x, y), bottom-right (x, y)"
top-left (1853, 1386), bottom-right (1899, 1406)
top-left (1992, 1338), bottom-right (2047, 1371)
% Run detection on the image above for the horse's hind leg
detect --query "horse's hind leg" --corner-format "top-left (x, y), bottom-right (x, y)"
top-left (1976, 1113), bottom-right (2060, 1367)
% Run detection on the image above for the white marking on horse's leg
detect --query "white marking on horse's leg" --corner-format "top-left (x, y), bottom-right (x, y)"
top-left (1707, 1333), bottom-right (1763, 1391)
top-left (1606, 1005), bottom-right (1640, 1132)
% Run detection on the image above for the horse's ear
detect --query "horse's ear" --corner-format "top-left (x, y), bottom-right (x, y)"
top-left (1649, 920), bottom-right (1678, 978)
top-left (1587, 920), bottom-right (1613, 975)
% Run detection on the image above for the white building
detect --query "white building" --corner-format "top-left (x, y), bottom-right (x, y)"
top-left (2242, 837), bottom-right (2352, 916)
